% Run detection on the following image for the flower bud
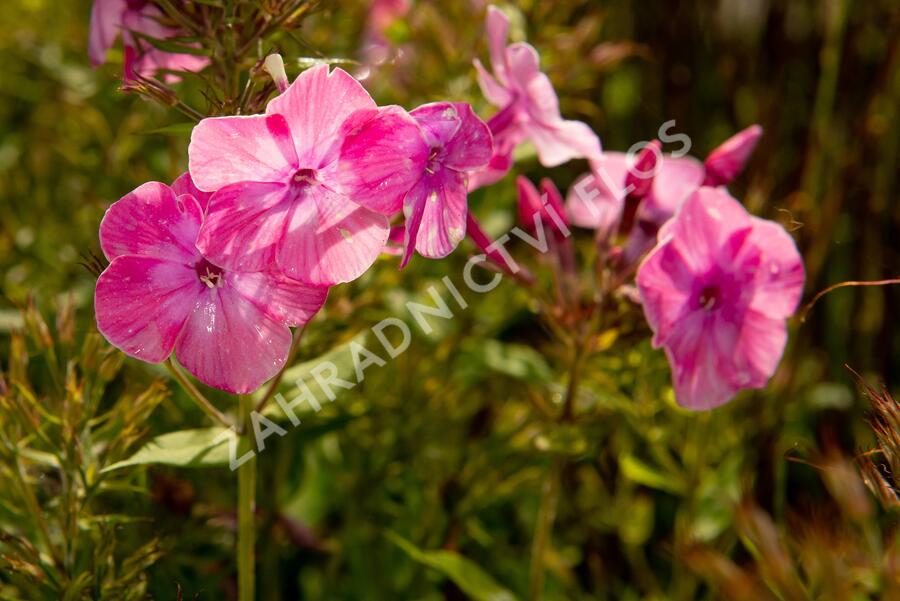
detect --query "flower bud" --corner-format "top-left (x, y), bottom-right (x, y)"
top-left (264, 54), bottom-right (290, 93)
top-left (703, 124), bottom-right (763, 186)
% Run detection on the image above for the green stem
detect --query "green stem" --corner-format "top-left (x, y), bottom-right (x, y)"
top-left (237, 393), bottom-right (257, 601)
top-left (528, 458), bottom-right (561, 601)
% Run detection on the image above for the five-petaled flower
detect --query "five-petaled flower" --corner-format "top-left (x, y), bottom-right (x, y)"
top-left (94, 181), bottom-right (327, 393)
top-left (636, 187), bottom-right (805, 409)
top-left (471, 5), bottom-right (602, 188)
top-left (339, 102), bottom-right (493, 267)
top-left (189, 64), bottom-right (423, 286)
top-left (89, 0), bottom-right (209, 81)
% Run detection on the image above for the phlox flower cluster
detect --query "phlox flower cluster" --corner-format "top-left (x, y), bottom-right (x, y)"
top-left (93, 3), bottom-right (804, 410)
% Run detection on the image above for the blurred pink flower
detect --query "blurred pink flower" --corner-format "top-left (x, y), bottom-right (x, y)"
top-left (636, 187), bottom-right (804, 410)
top-left (565, 125), bottom-right (762, 259)
top-left (89, 0), bottom-right (209, 81)
top-left (94, 181), bottom-right (327, 393)
top-left (360, 0), bottom-right (411, 66)
top-left (471, 5), bottom-right (601, 188)
top-left (189, 65), bottom-right (424, 285)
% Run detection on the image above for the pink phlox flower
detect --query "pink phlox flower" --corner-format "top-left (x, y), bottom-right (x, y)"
top-left (470, 5), bottom-right (601, 189)
top-left (189, 64), bottom-right (425, 285)
top-left (337, 101), bottom-right (492, 268)
top-left (94, 181), bottom-right (327, 393)
top-left (636, 187), bottom-right (804, 409)
top-left (89, 0), bottom-right (209, 81)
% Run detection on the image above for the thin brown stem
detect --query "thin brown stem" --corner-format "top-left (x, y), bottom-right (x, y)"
top-left (164, 359), bottom-right (233, 428)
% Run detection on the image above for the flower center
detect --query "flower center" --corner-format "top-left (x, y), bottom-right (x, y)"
top-left (424, 147), bottom-right (442, 175)
top-left (291, 168), bottom-right (319, 190)
top-left (698, 285), bottom-right (720, 311)
top-left (195, 258), bottom-right (225, 289)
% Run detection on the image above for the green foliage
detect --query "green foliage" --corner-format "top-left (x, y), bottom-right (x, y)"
top-left (1, 0), bottom-right (899, 599)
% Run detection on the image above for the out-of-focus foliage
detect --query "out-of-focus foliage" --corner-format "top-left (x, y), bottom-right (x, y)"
top-left (1, 0), bottom-right (899, 599)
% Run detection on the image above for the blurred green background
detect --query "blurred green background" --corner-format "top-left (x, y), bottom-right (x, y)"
top-left (1, 0), bottom-right (899, 599)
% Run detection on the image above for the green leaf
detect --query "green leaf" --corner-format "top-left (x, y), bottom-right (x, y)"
top-left (460, 340), bottom-right (552, 385)
top-left (141, 122), bottom-right (196, 136)
top-left (101, 428), bottom-right (235, 472)
top-left (619, 454), bottom-right (685, 495)
top-left (387, 531), bottom-right (518, 601)
top-left (257, 334), bottom-right (366, 421)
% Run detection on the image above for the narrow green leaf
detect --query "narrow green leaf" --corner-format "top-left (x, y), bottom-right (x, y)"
top-left (619, 454), bottom-right (685, 495)
top-left (387, 531), bottom-right (518, 601)
top-left (101, 428), bottom-right (235, 472)
top-left (141, 122), bottom-right (196, 136)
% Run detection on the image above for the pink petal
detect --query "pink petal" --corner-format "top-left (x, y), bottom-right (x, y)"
top-left (731, 308), bottom-right (788, 390)
top-left (636, 243), bottom-right (695, 346)
top-left (517, 176), bottom-right (542, 231)
top-left (664, 188), bottom-right (753, 274)
top-left (521, 117), bottom-right (602, 167)
top-left (196, 181), bottom-right (290, 273)
top-left (95, 256), bottom-right (199, 363)
top-left (266, 65), bottom-right (376, 167)
top-left (474, 58), bottom-right (512, 107)
top-left (174, 288), bottom-right (292, 394)
top-left (665, 310), bottom-right (739, 410)
top-left (411, 102), bottom-right (462, 147)
top-left (640, 154), bottom-right (705, 224)
top-left (227, 271), bottom-right (328, 327)
top-left (704, 124), bottom-right (763, 186)
top-left (335, 106), bottom-right (429, 215)
top-left (441, 103), bottom-right (493, 171)
top-left (188, 113), bottom-right (298, 192)
top-left (404, 170), bottom-right (468, 263)
top-left (89, 0), bottom-right (126, 66)
top-left (100, 181), bottom-right (203, 263)
top-left (565, 153), bottom-right (630, 230)
top-left (277, 186), bottom-right (389, 285)
top-left (507, 43), bottom-right (544, 98)
top-left (485, 5), bottom-right (510, 83)
top-left (171, 171), bottom-right (213, 211)
top-left (746, 218), bottom-right (805, 319)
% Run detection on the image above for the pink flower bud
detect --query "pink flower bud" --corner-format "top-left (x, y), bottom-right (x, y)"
top-left (703, 124), bottom-right (763, 186)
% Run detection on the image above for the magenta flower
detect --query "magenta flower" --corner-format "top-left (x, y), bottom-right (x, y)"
top-left (471, 5), bottom-right (601, 187)
top-left (189, 64), bottom-right (424, 285)
top-left (94, 181), bottom-right (327, 393)
top-left (89, 0), bottom-right (209, 81)
top-left (171, 171), bottom-right (212, 211)
top-left (337, 101), bottom-right (492, 267)
top-left (636, 187), bottom-right (804, 410)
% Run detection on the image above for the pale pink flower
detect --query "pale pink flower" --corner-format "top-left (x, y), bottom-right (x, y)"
top-left (636, 187), bottom-right (804, 410)
top-left (471, 5), bottom-right (601, 188)
top-left (189, 65), bottom-right (424, 285)
top-left (95, 181), bottom-right (327, 393)
top-left (89, 0), bottom-right (209, 81)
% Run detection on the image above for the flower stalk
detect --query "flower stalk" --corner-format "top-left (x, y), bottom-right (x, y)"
top-left (237, 393), bottom-right (257, 601)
